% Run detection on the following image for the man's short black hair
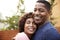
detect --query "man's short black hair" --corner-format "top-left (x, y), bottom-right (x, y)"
top-left (36, 0), bottom-right (51, 11)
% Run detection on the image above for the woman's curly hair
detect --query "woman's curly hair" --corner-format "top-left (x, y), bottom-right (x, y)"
top-left (18, 12), bottom-right (34, 32)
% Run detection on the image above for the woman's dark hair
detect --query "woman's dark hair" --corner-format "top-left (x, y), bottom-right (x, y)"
top-left (36, 0), bottom-right (51, 11)
top-left (18, 12), bottom-right (34, 32)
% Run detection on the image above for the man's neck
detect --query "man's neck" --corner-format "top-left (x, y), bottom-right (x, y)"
top-left (39, 20), bottom-right (49, 28)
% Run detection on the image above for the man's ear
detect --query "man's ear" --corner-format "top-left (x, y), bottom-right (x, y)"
top-left (49, 10), bottom-right (52, 15)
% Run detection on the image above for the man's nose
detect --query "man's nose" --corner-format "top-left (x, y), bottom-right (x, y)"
top-left (35, 10), bottom-right (40, 15)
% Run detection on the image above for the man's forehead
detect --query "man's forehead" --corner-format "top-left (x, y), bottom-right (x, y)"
top-left (35, 3), bottom-right (45, 7)
top-left (34, 3), bottom-right (47, 9)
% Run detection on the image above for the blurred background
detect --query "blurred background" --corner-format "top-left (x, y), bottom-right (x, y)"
top-left (0, 0), bottom-right (37, 29)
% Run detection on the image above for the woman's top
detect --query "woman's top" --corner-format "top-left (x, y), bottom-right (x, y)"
top-left (13, 32), bottom-right (30, 40)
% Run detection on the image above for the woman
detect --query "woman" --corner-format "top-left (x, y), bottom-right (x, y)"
top-left (13, 12), bottom-right (37, 40)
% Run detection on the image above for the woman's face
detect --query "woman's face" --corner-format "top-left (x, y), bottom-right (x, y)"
top-left (24, 18), bottom-right (37, 35)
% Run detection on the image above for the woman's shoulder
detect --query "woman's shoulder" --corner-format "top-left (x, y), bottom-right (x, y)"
top-left (14, 32), bottom-right (26, 38)
top-left (16, 32), bottom-right (25, 36)
top-left (13, 32), bottom-right (30, 40)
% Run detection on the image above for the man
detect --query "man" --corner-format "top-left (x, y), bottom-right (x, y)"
top-left (32, 0), bottom-right (60, 40)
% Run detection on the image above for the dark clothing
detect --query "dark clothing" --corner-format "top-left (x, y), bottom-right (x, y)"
top-left (32, 21), bottom-right (60, 40)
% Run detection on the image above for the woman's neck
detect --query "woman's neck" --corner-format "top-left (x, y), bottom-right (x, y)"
top-left (25, 32), bottom-right (32, 40)
top-left (27, 34), bottom-right (32, 39)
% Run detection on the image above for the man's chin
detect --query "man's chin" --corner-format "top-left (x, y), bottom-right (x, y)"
top-left (35, 21), bottom-right (41, 24)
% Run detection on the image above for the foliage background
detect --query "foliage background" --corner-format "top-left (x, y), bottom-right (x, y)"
top-left (0, 0), bottom-right (24, 30)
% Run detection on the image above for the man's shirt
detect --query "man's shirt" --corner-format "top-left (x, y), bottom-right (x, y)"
top-left (32, 21), bottom-right (60, 40)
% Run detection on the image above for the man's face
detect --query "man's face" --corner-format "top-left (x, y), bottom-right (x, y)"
top-left (34, 3), bottom-right (50, 24)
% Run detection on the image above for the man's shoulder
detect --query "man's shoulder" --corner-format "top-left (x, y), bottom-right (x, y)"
top-left (36, 22), bottom-right (58, 35)
top-left (38, 22), bottom-right (54, 31)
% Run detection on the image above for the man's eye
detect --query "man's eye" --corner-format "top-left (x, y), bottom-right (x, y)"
top-left (34, 9), bottom-right (36, 12)
top-left (39, 10), bottom-right (44, 12)
top-left (38, 9), bottom-right (45, 12)
top-left (40, 10), bottom-right (44, 12)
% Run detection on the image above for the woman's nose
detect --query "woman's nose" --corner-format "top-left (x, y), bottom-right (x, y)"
top-left (30, 23), bottom-right (33, 27)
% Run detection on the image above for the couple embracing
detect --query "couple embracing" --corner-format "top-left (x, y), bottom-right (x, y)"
top-left (13, 0), bottom-right (60, 40)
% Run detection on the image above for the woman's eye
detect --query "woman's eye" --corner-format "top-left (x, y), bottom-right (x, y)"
top-left (26, 21), bottom-right (30, 24)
